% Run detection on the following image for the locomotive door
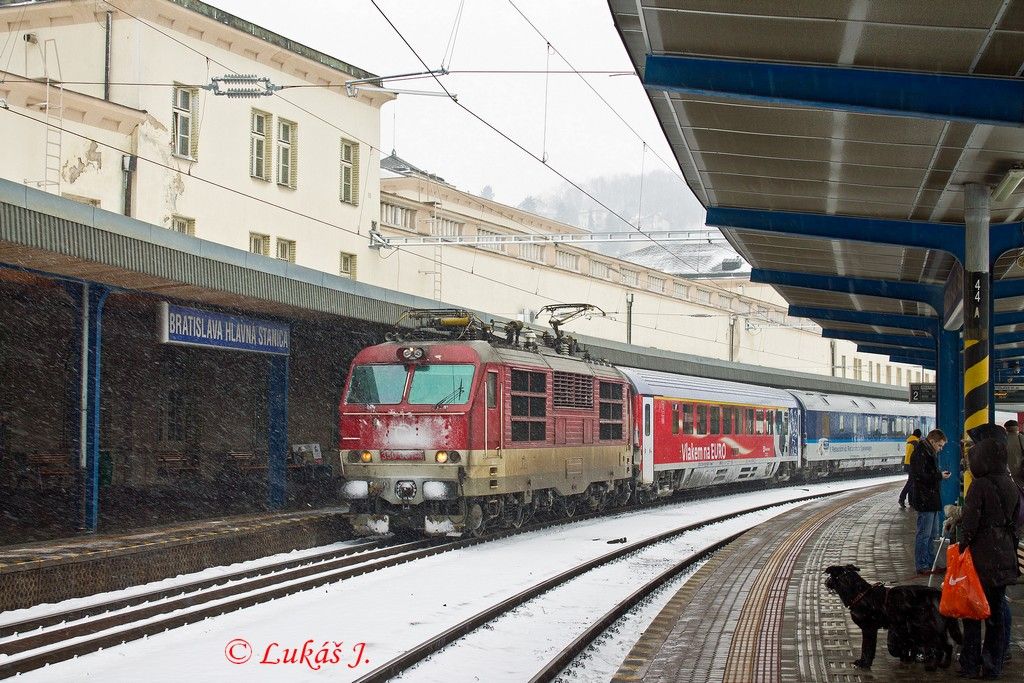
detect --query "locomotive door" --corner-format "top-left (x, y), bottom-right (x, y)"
top-left (640, 397), bottom-right (654, 484)
top-left (485, 370), bottom-right (500, 454)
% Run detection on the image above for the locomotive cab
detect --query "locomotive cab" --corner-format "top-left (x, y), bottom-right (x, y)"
top-left (340, 342), bottom-right (486, 535)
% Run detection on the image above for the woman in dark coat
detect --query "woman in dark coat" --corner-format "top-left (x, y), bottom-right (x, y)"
top-left (958, 424), bottom-right (1021, 679)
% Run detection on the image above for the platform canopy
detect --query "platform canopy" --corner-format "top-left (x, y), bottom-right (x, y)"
top-left (609, 1), bottom-right (1024, 370)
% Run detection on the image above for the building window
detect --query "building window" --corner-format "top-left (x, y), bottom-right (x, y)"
top-left (477, 228), bottom-right (506, 252)
top-left (621, 269), bottom-right (638, 286)
top-left (696, 289), bottom-right (711, 304)
top-left (674, 282), bottom-right (688, 298)
top-left (511, 369), bottom-right (546, 441)
top-left (590, 260), bottom-right (609, 279)
top-left (598, 381), bottom-right (624, 440)
top-left (276, 238), bottom-right (296, 263)
top-left (277, 119), bottom-right (297, 188)
top-left (249, 232), bottom-right (270, 256)
top-left (897, 367), bottom-right (903, 385)
top-left (552, 372), bottom-right (593, 409)
top-left (170, 215), bottom-right (195, 236)
top-left (340, 138), bottom-right (360, 205)
top-left (733, 298), bottom-right (749, 313)
top-left (520, 242), bottom-right (543, 262)
top-left (339, 252), bottom-right (357, 279)
top-left (159, 386), bottom-right (188, 443)
top-left (172, 86), bottom-right (198, 159)
top-left (250, 110), bottom-right (271, 180)
top-left (382, 203), bottom-right (414, 230)
top-left (432, 218), bottom-right (463, 237)
top-left (648, 275), bottom-right (666, 293)
top-left (556, 250), bottom-right (579, 271)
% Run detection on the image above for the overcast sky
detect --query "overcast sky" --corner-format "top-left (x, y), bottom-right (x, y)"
top-left (212, 0), bottom-right (703, 216)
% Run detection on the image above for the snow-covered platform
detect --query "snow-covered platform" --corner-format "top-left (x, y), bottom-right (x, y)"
top-left (0, 507), bottom-right (346, 611)
top-left (613, 485), bottom-right (1024, 682)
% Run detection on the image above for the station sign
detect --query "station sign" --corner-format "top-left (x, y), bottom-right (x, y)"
top-left (159, 302), bottom-right (290, 355)
top-left (995, 383), bottom-right (1024, 402)
top-left (909, 382), bottom-right (936, 403)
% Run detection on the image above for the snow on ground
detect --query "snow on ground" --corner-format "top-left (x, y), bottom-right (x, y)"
top-left (9, 476), bottom-right (900, 683)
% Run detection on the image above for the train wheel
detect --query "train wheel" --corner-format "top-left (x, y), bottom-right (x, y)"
top-left (509, 504), bottom-right (526, 529)
top-left (559, 496), bottom-right (577, 519)
top-left (467, 502), bottom-right (485, 538)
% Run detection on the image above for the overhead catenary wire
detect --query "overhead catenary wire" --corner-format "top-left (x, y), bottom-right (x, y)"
top-left (368, 0), bottom-right (715, 279)
top-left (34, 1), bottom-right (735, 285)
top-left (0, 4), bottom-right (876, 371)
top-left (0, 103), bottom-right (747, 351)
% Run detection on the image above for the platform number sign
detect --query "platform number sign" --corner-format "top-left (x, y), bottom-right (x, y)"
top-left (965, 272), bottom-right (989, 335)
top-left (909, 382), bottom-right (936, 403)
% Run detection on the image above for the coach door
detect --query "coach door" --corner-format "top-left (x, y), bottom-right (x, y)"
top-left (640, 396), bottom-right (654, 484)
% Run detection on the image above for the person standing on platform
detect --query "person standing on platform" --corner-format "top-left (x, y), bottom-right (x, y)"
top-left (899, 428), bottom-right (922, 509)
top-left (958, 423), bottom-right (1020, 679)
top-left (909, 429), bottom-right (949, 575)
top-left (1004, 420), bottom-right (1024, 487)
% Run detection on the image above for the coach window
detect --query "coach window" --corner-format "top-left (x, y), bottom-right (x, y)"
top-left (775, 410), bottom-right (783, 437)
top-left (745, 408), bottom-right (755, 435)
top-left (671, 404), bottom-right (679, 435)
top-left (838, 414), bottom-right (846, 432)
top-left (723, 407), bottom-right (733, 435)
top-left (755, 410), bottom-right (765, 435)
top-left (766, 410), bottom-right (774, 435)
top-left (710, 406), bottom-right (720, 434)
top-left (696, 404), bottom-right (707, 435)
top-left (683, 403), bottom-right (695, 434)
top-left (486, 372), bottom-right (497, 408)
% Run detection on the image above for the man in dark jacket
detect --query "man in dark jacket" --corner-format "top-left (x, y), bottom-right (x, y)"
top-left (958, 423), bottom-right (1021, 679)
top-left (909, 429), bottom-right (950, 574)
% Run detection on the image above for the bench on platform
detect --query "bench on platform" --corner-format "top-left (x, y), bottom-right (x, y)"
top-left (224, 451), bottom-right (266, 472)
top-left (156, 451), bottom-right (199, 476)
top-left (20, 452), bottom-right (76, 488)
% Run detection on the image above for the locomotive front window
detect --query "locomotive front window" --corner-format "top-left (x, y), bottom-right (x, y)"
top-left (346, 364), bottom-right (407, 405)
top-left (408, 364), bottom-right (476, 405)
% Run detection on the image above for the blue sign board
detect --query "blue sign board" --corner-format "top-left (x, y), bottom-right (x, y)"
top-left (159, 302), bottom-right (290, 355)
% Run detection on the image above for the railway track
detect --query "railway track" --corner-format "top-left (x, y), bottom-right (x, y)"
top-left (0, 487), bottom-right (688, 677)
top-left (0, 477), bottom-right (891, 678)
top-left (353, 486), bottom-right (880, 683)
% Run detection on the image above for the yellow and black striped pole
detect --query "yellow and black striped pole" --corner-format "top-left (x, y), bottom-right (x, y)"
top-left (963, 183), bottom-right (991, 494)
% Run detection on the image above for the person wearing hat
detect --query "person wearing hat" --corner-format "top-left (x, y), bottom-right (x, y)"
top-left (957, 423), bottom-right (1020, 679)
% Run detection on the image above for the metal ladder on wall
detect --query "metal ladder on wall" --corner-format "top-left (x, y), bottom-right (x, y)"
top-left (42, 78), bottom-right (63, 194)
top-left (24, 39), bottom-right (63, 194)
top-left (432, 242), bottom-right (443, 301)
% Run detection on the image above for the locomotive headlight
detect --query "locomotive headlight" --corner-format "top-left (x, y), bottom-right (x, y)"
top-left (342, 480), bottom-right (369, 499)
top-left (448, 451), bottom-right (461, 463)
top-left (435, 450), bottom-right (449, 463)
top-left (398, 346), bottom-right (426, 361)
top-left (360, 450), bottom-right (373, 463)
top-left (347, 450), bottom-right (360, 463)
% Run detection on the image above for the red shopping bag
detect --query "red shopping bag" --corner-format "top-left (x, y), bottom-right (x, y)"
top-left (939, 543), bottom-right (990, 620)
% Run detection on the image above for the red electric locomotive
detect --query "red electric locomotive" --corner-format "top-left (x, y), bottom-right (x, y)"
top-left (339, 308), bottom-right (632, 536)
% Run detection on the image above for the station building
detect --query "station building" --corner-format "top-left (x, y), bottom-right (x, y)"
top-left (0, 0), bottom-right (928, 546)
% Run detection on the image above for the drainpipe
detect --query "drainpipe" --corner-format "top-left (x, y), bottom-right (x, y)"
top-left (728, 314), bottom-right (736, 363)
top-left (121, 154), bottom-right (136, 217)
top-left (625, 293), bottom-right (633, 345)
top-left (830, 340), bottom-right (837, 377)
top-left (104, 11), bottom-right (112, 100)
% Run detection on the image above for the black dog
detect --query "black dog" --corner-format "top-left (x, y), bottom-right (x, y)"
top-left (824, 564), bottom-right (961, 670)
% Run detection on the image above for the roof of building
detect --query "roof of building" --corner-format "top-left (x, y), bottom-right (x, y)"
top-left (380, 152), bottom-right (449, 185)
top-left (0, 0), bottom-right (378, 82)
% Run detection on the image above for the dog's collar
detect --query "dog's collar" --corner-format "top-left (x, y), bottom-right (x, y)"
top-left (849, 582), bottom-right (884, 607)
